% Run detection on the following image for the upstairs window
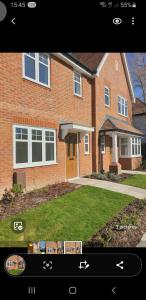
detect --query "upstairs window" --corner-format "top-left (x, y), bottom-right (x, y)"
top-left (23, 53), bottom-right (50, 87)
top-left (104, 87), bottom-right (110, 107)
top-left (118, 96), bottom-right (128, 117)
top-left (74, 72), bottom-right (82, 96)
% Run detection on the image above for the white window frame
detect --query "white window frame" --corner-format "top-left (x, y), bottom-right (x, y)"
top-left (100, 135), bottom-right (105, 154)
top-left (120, 137), bottom-right (129, 157)
top-left (22, 53), bottom-right (50, 88)
top-left (131, 137), bottom-right (141, 157)
top-left (84, 133), bottom-right (90, 154)
top-left (119, 136), bottom-right (141, 158)
top-left (118, 96), bottom-right (128, 117)
top-left (104, 86), bottom-right (110, 107)
top-left (13, 125), bottom-right (56, 169)
top-left (73, 71), bottom-right (82, 97)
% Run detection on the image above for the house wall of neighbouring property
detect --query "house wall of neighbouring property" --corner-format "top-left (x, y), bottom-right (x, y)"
top-left (133, 114), bottom-right (146, 143)
top-left (0, 53), bottom-right (92, 196)
top-left (93, 53), bottom-right (136, 172)
top-left (133, 114), bottom-right (146, 159)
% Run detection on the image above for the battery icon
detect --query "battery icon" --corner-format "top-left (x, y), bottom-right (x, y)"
top-left (27, 2), bottom-right (37, 8)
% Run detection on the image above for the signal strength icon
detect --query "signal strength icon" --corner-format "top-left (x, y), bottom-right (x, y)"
top-left (132, 17), bottom-right (135, 25)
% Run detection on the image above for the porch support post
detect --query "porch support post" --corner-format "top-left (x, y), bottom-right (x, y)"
top-left (112, 132), bottom-right (118, 163)
top-left (109, 132), bottom-right (121, 174)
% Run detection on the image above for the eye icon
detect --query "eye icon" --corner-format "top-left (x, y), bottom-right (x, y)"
top-left (113, 18), bottom-right (122, 25)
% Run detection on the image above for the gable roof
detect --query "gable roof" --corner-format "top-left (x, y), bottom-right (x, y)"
top-left (54, 53), bottom-right (135, 102)
top-left (132, 98), bottom-right (146, 115)
top-left (67, 53), bottom-right (105, 73)
top-left (100, 116), bottom-right (143, 136)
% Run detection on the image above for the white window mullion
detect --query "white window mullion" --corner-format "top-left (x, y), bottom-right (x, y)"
top-left (54, 130), bottom-right (57, 162)
top-left (28, 127), bottom-right (32, 165)
top-left (42, 130), bottom-right (45, 164)
top-left (36, 53), bottom-right (39, 83)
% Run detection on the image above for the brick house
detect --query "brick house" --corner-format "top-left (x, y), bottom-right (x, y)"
top-left (132, 98), bottom-right (146, 158)
top-left (0, 53), bottom-right (143, 196)
top-left (6, 255), bottom-right (25, 270)
top-left (71, 53), bottom-right (143, 173)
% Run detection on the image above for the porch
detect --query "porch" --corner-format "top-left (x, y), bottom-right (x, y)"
top-left (60, 122), bottom-right (94, 179)
top-left (99, 117), bottom-right (144, 173)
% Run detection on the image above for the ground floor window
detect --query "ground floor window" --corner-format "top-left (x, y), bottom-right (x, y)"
top-left (84, 134), bottom-right (89, 154)
top-left (100, 135), bottom-right (105, 153)
top-left (132, 137), bottom-right (141, 156)
top-left (120, 136), bottom-right (141, 157)
top-left (120, 138), bottom-right (128, 156)
top-left (13, 125), bottom-right (56, 168)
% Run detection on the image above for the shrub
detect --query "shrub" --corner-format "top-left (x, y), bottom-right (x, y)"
top-left (96, 172), bottom-right (107, 180)
top-left (107, 172), bottom-right (120, 182)
top-left (11, 184), bottom-right (24, 196)
top-left (1, 189), bottom-right (14, 204)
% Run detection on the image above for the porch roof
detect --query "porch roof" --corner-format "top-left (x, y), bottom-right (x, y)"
top-left (60, 122), bottom-right (94, 139)
top-left (100, 117), bottom-right (144, 136)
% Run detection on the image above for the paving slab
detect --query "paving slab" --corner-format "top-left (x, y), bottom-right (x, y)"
top-left (122, 170), bottom-right (146, 175)
top-left (136, 241), bottom-right (146, 247)
top-left (141, 232), bottom-right (146, 242)
top-left (69, 178), bottom-right (146, 199)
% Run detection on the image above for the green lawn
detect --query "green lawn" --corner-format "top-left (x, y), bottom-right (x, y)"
top-left (0, 186), bottom-right (133, 243)
top-left (7, 269), bottom-right (24, 275)
top-left (122, 174), bottom-right (146, 189)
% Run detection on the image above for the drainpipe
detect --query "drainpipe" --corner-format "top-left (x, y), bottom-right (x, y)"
top-left (92, 78), bottom-right (97, 172)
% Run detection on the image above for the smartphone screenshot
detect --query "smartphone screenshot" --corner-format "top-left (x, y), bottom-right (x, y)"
top-left (0, 0), bottom-right (145, 298)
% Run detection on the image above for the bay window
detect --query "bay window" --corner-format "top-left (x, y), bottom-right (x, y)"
top-left (132, 137), bottom-right (141, 156)
top-left (14, 126), bottom-right (56, 168)
top-left (120, 136), bottom-right (141, 157)
top-left (120, 138), bottom-right (128, 156)
top-left (23, 53), bottom-right (50, 87)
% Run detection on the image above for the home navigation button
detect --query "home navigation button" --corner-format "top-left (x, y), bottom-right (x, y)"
top-left (69, 287), bottom-right (77, 295)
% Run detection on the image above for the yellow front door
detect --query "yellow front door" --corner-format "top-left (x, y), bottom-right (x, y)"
top-left (65, 133), bottom-right (78, 179)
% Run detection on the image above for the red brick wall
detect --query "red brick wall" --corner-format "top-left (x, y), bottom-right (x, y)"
top-left (93, 53), bottom-right (134, 172)
top-left (119, 157), bottom-right (142, 170)
top-left (0, 53), bottom-right (92, 195)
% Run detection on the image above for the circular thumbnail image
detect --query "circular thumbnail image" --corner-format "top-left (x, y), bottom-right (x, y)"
top-left (5, 255), bottom-right (26, 276)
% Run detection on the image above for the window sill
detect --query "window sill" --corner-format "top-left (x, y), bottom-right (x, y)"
top-left (74, 93), bottom-right (83, 99)
top-left (120, 155), bottom-right (141, 158)
top-left (84, 153), bottom-right (90, 155)
top-left (14, 162), bottom-right (58, 169)
top-left (118, 112), bottom-right (128, 118)
top-left (105, 104), bottom-right (110, 108)
top-left (23, 76), bottom-right (51, 90)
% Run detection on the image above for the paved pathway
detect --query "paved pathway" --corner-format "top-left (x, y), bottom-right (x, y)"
top-left (122, 170), bottom-right (146, 175)
top-left (69, 177), bottom-right (146, 199)
top-left (137, 233), bottom-right (146, 247)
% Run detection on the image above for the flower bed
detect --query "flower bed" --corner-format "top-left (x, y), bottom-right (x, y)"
top-left (0, 182), bottom-right (80, 220)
